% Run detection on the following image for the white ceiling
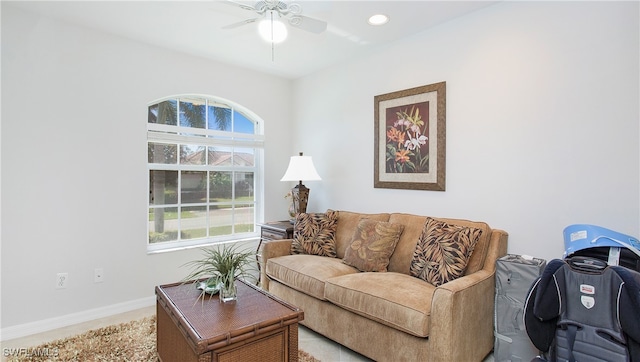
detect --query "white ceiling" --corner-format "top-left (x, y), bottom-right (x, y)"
top-left (7, 0), bottom-right (499, 79)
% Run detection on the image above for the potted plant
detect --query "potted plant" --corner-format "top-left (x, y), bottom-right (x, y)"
top-left (182, 244), bottom-right (256, 302)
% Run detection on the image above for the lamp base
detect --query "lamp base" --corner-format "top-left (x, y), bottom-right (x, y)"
top-left (291, 181), bottom-right (310, 216)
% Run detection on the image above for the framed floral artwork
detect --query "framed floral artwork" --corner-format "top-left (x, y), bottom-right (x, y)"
top-left (374, 82), bottom-right (446, 191)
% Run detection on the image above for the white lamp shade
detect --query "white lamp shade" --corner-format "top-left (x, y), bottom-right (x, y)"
top-left (280, 155), bottom-right (321, 182)
top-left (258, 11), bottom-right (288, 43)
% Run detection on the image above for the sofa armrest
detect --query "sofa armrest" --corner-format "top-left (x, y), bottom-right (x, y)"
top-left (428, 270), bottom-right (495, 361)
top-left (259, 238), bottom-right (293, 291)
top-left (427, 230), bottom-right (508, 361)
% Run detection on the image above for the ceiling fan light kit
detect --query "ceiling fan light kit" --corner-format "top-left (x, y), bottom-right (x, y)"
top-left (258, 10), bottom-right (288, 43)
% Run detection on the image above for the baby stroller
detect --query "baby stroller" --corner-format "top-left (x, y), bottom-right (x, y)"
top-left (523, 225), bottom-right (640, 361)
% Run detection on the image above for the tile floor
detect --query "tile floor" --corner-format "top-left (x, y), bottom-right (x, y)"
top-left (1, 306), bottom-right (494, 361)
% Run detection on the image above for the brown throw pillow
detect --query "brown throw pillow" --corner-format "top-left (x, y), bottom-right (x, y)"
top-left (410, 217), bottom-right (483, 286)
top-left (342, 218), bottom-right (404, 272)
top-left (291, 209), bottom-right (339, 257)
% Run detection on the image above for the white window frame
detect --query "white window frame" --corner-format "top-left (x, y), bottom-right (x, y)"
top-left (147, 94), bottom-right (264, 253)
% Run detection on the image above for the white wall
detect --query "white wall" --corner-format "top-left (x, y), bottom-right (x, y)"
top-left (1, 4), bottom-right (294, 332)
top-left (292, 1), bottom-right (640, 262)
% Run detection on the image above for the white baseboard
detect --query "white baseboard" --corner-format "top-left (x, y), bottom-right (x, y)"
top-left (0, 296), bottom-right (156, 342)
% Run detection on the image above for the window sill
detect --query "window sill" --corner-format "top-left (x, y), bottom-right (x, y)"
top-left (147, 235), bottom-right (260, 254)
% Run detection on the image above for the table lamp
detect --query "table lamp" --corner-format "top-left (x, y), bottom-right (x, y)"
top-left (280, 152), bottom-right (321, 220)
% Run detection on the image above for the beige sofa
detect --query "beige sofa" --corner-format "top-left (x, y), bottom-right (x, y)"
top-left (260, 210), bottom-right (508, 362)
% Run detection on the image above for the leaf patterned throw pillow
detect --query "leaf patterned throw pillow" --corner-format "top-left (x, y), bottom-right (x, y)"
top-left (342, 218), bottom-right (404, 272)
top-left (291, 210), bottom-right (339, 257)
top-left (410, 217), bottom-right (483, 286)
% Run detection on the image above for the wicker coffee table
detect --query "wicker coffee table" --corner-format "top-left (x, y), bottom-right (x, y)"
top-left (156, 279), bottom-right (304, 362)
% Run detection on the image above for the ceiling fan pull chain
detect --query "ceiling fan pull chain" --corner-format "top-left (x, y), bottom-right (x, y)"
top-left (270, 11), bottom-right (275, 62)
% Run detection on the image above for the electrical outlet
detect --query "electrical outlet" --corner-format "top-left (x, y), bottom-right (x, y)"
top-left (94, 268), bottom-right (104, 283)
top-left (56, 273), bottom-right (68, 289)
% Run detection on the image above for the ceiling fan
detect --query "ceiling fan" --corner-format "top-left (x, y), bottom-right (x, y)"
top-left (223, 1), bottom-right (328, 35)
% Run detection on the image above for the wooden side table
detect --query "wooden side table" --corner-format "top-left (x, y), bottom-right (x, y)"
top-left (258, 221), bottom-right (294, 242)
top-left (256, 221), bottom-right (294, 285)
top-left (156, 279), bottom-right (303, 362)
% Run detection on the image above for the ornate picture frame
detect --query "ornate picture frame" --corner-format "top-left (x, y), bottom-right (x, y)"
top-left (374, 82), bottom-right (446, 191)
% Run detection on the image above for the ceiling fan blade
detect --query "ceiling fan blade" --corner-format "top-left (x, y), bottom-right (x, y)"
top-left (288, 15), bottom-right (327, 34)
top-left (222, 17), bottom-right (260, 29)
top-left (223, 0), bottom-right (258, 12)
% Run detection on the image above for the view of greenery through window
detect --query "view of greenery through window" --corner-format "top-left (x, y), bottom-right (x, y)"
top-left (147, 96), bottom-right (263, 251)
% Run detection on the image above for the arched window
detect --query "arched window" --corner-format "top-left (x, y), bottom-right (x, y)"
top-left (147, 95), bottom-right (264, 252)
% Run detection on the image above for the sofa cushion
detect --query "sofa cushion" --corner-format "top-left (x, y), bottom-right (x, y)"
top-left (387, 213), bottom-right (429, 274)
top-left (410, 217), bottom-right (483, 286)
top-left (325, 272), bottom-right (435, 337)
top-left (342, 219), bottom-right (404, 272)
top-left (334, 211), bottom-right (390, 259)
top-left (266, 254), bottom-right (358, 300)
top-left (291, 209), bottom-right (339, 257)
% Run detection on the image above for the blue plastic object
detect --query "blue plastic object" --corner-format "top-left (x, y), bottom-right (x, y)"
top-left (563, 224), bottom-right (640, 258)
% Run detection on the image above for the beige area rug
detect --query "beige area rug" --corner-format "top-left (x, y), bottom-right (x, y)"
top-left (8, 316), bottom-right (320, 362)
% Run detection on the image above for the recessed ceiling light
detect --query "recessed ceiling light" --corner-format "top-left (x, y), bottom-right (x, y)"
top-left (368, 14), bottom-right (389, 26)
